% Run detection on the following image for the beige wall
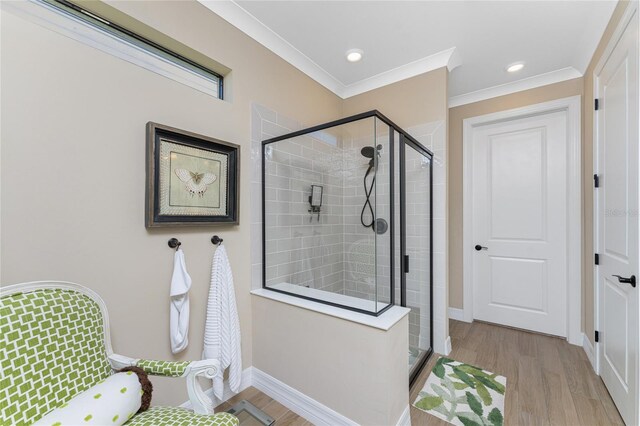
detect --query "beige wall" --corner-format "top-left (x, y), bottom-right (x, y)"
top-left (251, 296), bottom-right (409, 425)
top-left (447, 78), bottom-right (584, 309)
top-left (1, 1), bottom-right (342, 406)
top-left (581, 0), bottom-right (632, 345)
top-left (447, 0), bottom-right (632, 349)
top-left (2, 0), bottom-right (453, 413)
top-left (344, 68), bottom-right (449, 126)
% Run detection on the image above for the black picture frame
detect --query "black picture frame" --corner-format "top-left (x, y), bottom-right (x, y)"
top-left (145, 122), bottom-right (239, 227)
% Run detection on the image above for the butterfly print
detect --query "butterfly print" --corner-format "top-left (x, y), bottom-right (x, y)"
top-left (175, 169), bottom-right (217, 197)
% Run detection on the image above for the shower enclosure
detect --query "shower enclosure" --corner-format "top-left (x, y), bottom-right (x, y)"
top-left (262, 110), bottom-right (432, 383)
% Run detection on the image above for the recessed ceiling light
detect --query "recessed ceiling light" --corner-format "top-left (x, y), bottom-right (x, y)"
top-left (506, 62), bottom-right (525, 73)
top-left (346, 49), bottom-right (363, 63)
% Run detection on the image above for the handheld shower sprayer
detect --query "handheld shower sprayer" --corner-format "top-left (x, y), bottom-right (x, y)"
top-left (360, 145), bottom-right (388, 235)
top-left (360, 145), bottom-right (382, 167)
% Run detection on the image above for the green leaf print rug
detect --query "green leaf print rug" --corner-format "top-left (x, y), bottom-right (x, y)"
top-left (413, 357), bottom-right (506, 426)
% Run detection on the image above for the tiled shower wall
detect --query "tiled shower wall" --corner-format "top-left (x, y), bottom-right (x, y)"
top-left (405, 121), bottom-right (446, 352)
top-left (403, 143), bottom-right (432, 352)
top-left (342, 134), bottom-right (383, 302)
top-left (263, 135), bottom-right (345, 293)
top-left (341, 128), bottom-right (394, 308)
top-left (254, 107), bottom-right (383, 301)
top-left (252, 105), bottom-right (345, 294)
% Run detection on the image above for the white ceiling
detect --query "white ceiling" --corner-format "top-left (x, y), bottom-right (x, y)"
top-left (200, 1), bottom-right (617, 105)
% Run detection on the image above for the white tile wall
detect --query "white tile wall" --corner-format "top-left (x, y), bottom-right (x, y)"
top-left (251, 105), bottom-right (347, 296)
top-left (406, 121), bottom-right (447, 355)
top-left (342, 132), bottom-right (389, 305)
top-left (264, 135), bottom-right (346, 293)
top-left (403, 149), bottom-right (432, 353)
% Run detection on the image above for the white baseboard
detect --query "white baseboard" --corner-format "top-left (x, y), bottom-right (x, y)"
top-left (448, 307), bottom-right (464, 321)
top-left (396, 404), bottom-right (411, 426)
top-left (180, 367), bottom-right (253, 410)
top-left (582, 332), bottom-right (596, 371)
top-left (251, 367), bottom-right (358, 426)
top-left (181, 366), bottom-right (408, 425)
top-left (444, 336), bottom-right (452, 356)
top-left (448, 307), bottom-right (471, 323)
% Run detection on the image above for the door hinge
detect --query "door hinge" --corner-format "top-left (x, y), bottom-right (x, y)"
top-left (594, 174), bottom-right (600, 188)
top-left (595, 253), bottom-right (600, 265)
top-left (595, 98), bottom-right (599, 110)
top-left (595, 331), bottom-right (600, 342)
top-left (404, 255), bottom-right (410, 273)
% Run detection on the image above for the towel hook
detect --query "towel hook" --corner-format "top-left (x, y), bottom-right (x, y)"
top-left (211, 235), bottom-right (223, 246)
top-left (168, 238), bottom-right (181, 251)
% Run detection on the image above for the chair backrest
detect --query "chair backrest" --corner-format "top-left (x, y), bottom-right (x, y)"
top-left (0, 282), bottom-right (113, 425)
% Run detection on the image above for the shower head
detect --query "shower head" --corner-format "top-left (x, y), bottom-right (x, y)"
top-left (360, 146), bottom-right (375, 159)
top-left (360, 145), bottom-right (383, 159)
top-left (361, 145), bottom-right (383, 168)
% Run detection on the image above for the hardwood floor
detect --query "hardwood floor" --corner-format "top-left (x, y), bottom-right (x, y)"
top-left (215, 386), bottom-right (311, 426)
top-left (410, 320), bottom-right (625, 426)
top-left (216, 320), bottom-right (623, 425)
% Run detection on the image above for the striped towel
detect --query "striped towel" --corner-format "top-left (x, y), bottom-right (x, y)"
top-left (203, 244), bottom-right (242, 400)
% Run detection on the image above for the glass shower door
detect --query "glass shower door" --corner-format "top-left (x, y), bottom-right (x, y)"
top-left (401, 136), bottom-right (433, 383)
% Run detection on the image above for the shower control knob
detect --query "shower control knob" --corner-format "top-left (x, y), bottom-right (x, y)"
top-left (475, 245), bottom-right (488, 251)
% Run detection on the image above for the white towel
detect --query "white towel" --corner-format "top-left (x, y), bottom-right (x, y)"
top-left (203, 244), bottom-right (242, 400)
top-left (170, 248), bottom-right (191, 354)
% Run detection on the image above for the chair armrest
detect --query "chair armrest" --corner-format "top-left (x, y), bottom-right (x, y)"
top-left (108, 354), bottom-right (219, 415)
top-left (136, 359), bottom-right (192, 377)
top-left (184, 359), bottom-right (220, 415)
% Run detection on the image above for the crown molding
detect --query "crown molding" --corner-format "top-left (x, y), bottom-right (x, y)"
top-left (198, 0), bottom-right (460, 99)
top-left (199, 0), bottom-right (583, 105)
top-left (198, 0), bottom-right (344, 95)
top-left (342, 47), bottom-right (460, 98)
top-left (448, 66), bottom-right (583, 108)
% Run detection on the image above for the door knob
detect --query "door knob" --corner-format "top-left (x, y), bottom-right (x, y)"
top-left (474, 245), bottom-right (488, 251)
top-left (613, 274), bottom-right (636, 288)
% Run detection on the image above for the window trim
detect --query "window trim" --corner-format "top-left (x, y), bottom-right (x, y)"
top-left (4, 0), bottom-right (224, 99)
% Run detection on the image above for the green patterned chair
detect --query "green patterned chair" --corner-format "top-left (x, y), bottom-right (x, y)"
top-left (0, 281), bottom-right (239, 426)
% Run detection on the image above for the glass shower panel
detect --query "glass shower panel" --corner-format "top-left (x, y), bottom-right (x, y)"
top-left (404, 141), bottom-right (432, 380)
top-left (262, 111), bottom-right (434, 381)
top-left (342, 118), bottom-right (377, 309)
top-left (393, 131), bottom-right (402, 307)
top-left (263, 130), bottom-right (340, 292)
top-left (263, 116), bottom-right (392, 315)
top-left (374, 119), bottom-right (392, 310)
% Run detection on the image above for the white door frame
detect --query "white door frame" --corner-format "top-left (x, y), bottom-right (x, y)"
top-left (593, 1), bottom-right (639, 376)
top-left (462, 95), bottom-right (582, 346)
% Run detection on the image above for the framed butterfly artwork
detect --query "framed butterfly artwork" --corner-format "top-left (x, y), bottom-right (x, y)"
top-left (145, 122), bottom-right (239, 227)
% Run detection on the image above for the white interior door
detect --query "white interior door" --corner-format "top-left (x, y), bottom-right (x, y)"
top-left (471, 111), bottom-right (568, 336)
top-left (595, 7), bottom-right (639, 426)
